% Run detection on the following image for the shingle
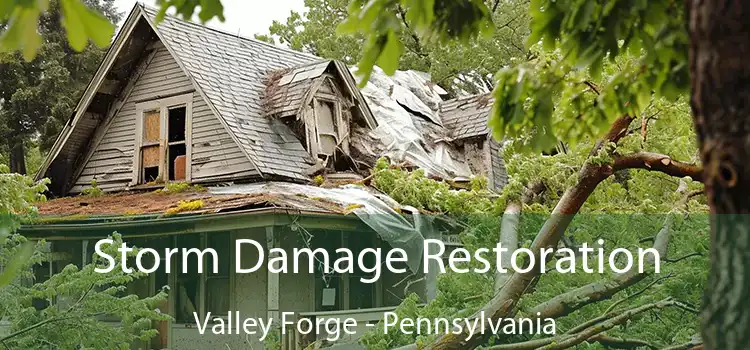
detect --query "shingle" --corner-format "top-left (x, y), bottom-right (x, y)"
top-left (440, 93), bottom-right (493, 140)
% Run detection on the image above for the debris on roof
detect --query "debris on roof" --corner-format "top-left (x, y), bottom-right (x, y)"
top-left (35, 181), bottom-right (432, 273)
top-left (351, 66), bottom-right (473, 180)
top-left (210, 182), bottom-right (429, 272)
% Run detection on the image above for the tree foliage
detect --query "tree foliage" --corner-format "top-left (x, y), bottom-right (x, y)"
top-left (363, 104), bottom-right (707, 348)
top-left (0, 0), bottom-right (121, 172)
top-left (0, 163), bottom-right (168, 347)
top-left (258, 0), bottom-right (530, 93)
top-left (0, 0), bottom-right (115, 61)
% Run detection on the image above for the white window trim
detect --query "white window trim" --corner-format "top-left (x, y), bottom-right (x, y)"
top-left (133, 93), bottom-right (193, 185)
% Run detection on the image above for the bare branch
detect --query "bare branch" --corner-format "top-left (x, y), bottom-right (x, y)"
top-left (494, 202), bottom-right (520, 292)
top-left (602, 273), bottom-right (675, 315)
top-left (588, 333), bottom-right (658, 349)
top-left (613, 152), bottom-right (703, 182)
top-left (664, 252), bottom-right (703, 263)
top-left (536, 299), bottom-right (678, 350)
top-left (662, 334), bottom-right (703, 350)
top-left (489, 299), bottom-right (678, 350)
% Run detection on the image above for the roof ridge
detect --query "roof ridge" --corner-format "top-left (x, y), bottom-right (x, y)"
top-left (139, 3), bottom-right (320, 61)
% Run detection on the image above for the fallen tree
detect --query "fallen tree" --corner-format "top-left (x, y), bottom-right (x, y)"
top-left (375, 108), bottom-right (706, 350)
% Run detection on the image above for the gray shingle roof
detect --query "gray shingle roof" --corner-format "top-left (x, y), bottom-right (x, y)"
top-left (142, 6), bottom-right (324, 181)
top-left (265, 61), bottom-right (332, 118)
top-left (440, 93), bottom-right (494, 140)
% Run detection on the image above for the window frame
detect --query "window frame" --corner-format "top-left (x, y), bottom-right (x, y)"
top-left (170, 232), bottom-right (234, 325)
top-left (311, 94), bottom-right (346, 158)
top-left (133, 93), bottom-right (193, 185)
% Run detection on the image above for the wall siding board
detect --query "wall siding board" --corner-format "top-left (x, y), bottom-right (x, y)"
top-left (488, 138), bottom-right (507, 191)
top-left (71, 45), bottom-right (256, 193)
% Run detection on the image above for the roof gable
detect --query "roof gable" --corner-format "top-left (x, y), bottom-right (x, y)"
top-left (140, 6), bottom-right (319, 181)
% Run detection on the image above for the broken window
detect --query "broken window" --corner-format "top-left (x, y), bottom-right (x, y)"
top-left (167, 107), bottom-right (187, 182)
top-left (135, 94), bottom-right (191, 184)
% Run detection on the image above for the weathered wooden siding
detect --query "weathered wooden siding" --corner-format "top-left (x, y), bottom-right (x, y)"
top-left (488, 138), bottom-right (507, 191)
top-left (71, 45), bottom-right (256, 193)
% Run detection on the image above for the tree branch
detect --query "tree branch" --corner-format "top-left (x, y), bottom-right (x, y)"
top-left (494, 202), bottom-right (520, 292)
top-left (613, 152), bottom-right (703, 182)
top-left (664, 252), bottom-right (703, 263)
top-left (416, 116), bottom-right (636, 349)
top-left (588, 333), bottom-right (657, 349)
top-left (536, 299), bottom-right (677, 350)
top-left (489, 299), bottom-right (678, 350)
top-left (527, 212), bottom-right (674, 320)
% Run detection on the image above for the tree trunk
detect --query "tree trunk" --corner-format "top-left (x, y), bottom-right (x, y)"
top-left (688, 1), bottom-right (750, 348)
top-left (8, 138), bottom-right (26, 175)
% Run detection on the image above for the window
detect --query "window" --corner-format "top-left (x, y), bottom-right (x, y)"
top-left (206, 232), bottom-right (231, 316)
top-left (173, 232), bottom-right (231, 323)
top-left (134, 94), bottom-right (192, 184)
top-left (308, 96), bottom-right (349, 160)
top-left (312, 230), bottom-right (378, 312)
top-left (315, 99), bottom-right (337, 156)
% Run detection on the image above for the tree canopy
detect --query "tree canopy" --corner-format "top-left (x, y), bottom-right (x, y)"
top-left (0, 0), bottom-right (121, 173)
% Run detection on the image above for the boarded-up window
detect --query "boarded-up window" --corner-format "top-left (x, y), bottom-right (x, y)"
top-left (141, 110), bottom-right (161, 182)
top-left (138, 102), bottom-right (188, 183)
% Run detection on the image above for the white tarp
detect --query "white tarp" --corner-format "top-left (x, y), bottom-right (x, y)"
top-left (210, 182), bottom-right (430, 272)
top-left (353, 66), bottom-right (471, 179)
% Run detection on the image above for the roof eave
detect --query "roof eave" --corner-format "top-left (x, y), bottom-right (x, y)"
top-left (19, 207), bottom-right (368, 239)
top-left (35, 3), bottom-right (147, 182)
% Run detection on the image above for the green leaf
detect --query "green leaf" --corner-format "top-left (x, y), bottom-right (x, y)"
top-left (60, 0), bottom-right (115, 51)
top-left (0, 242), bottom-right (34, 287)
top-left (378, 30), bottom-right (403, 75)
top-left (198, 0), bottom-right (225, 22)
top-left (0, 6), bottom-right (43, 61)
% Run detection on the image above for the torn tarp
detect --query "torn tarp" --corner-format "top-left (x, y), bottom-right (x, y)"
top-left (353, 66), bottom-right (472, 180)
top-left (209, 182), bottom-right (431, 273)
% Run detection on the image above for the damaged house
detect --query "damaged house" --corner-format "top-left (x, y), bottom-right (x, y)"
top-left (21, 3), bottom-right (506, 349)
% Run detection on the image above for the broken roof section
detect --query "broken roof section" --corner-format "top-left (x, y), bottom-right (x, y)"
top-left (352, 66), bottom-right (475, 180)
top-left (264, 60), bottom-right (377, 126)
top-left (441, 93), bottom-right (494, 140)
